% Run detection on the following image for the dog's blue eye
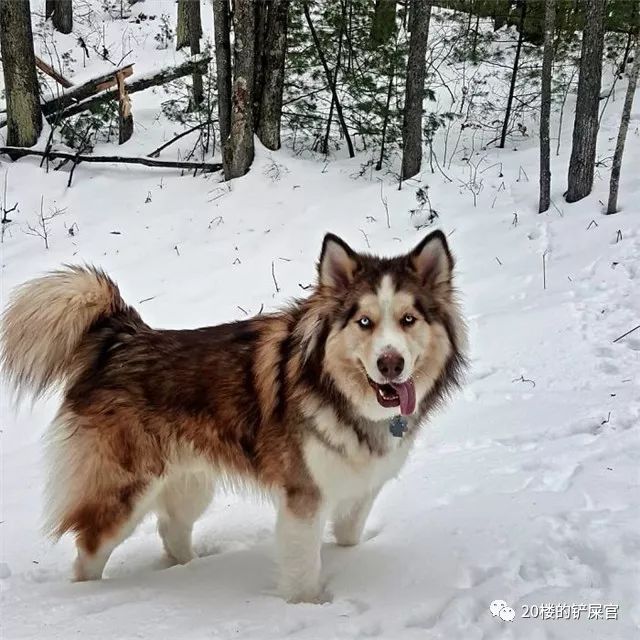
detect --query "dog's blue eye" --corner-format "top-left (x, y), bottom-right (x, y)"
top-left (401, 314), bottom-right (416, 327)
top-left (357, 316), bottom-right (372, 329)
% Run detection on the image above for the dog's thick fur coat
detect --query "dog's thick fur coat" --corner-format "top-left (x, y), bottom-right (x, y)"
top-left (1, 231), bottom-right (466, 602)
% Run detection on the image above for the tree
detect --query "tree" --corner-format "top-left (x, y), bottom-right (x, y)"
top-left (223, 0), bottom-right (256, 179)
top-left (498, 0), bottom-right (526, 149)
top-left (565, 0), bottom-right (606, 203)
top-left (213, 0), bottom-right (232, 144)
top-left (176, 0), bottom-right (203, 109)
top-left (401, 0), bottom-right (432, 179)
top-left (256, 0), bottom-right (290, 150)
top-left (176, 0), bottom-right (201, 51)
top-left (46, 0), bottom-right (73, 35)
top-left (538, 0), bottom-right (555, 213)
top-left (371, 0), bottom-right (397, 46)
top-left (607, 35), bottom-right (639, 214)
top-left (303, 1), bottom-right (354, 158)
top-left (0, 0), bottom-right (43, 147)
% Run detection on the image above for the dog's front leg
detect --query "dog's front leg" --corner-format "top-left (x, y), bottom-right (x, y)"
top-left (276, 495), bottom-right (327, 603)
top-left (332, 491), bottom-right (377, 546)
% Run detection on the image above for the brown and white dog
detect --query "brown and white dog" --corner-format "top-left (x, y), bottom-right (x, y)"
top-left (1, 231), bottom-right (466, 602)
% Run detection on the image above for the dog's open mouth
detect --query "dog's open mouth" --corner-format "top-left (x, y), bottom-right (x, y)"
top-left (367, 378), bottom-right (416, 416)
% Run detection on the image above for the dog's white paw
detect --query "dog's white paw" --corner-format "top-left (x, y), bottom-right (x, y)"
top-left (282, 586), bottom-right (333, 605)
top-left (334, 532), bottom-right (361, 547)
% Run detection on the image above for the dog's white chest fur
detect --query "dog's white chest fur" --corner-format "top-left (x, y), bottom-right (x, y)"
top-left (303, 407), bottom-right (412, 504)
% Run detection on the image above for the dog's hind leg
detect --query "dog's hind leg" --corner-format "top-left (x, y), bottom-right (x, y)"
top-left (155, 470), bottom-right (214, 565)
top-left (332, 491), bottom-right (377, 547)
top-left (72, 481), bottom-right (160, 581)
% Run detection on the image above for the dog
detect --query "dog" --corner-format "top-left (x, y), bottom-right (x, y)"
top-left (1, 230), bottom-right (466, 602)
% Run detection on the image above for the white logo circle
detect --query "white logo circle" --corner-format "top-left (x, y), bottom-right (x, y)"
top-left (500, 606), bottom-right (516, 622)
top-left (489, 600), bottom-right (507, 617)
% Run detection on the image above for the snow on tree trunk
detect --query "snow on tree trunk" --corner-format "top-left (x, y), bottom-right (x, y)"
top-left (256, 0), bottom-right (289, 151)
top-left (538, 0), bottom-right (555, 213)
top-left (223, 0), bottom-right (255, 180)
top-left (607, 37), bottom-right (640, 215)
top-left (0, 0), bottom-right (43, 147)
top-left (565, 0), bottom-right (606, 203)
top-left (401, 0), bottom-right (432, 180)
top-left (213, 0), bottom-right (232, 145)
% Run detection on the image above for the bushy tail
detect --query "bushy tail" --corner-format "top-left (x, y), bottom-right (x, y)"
top-left (1, 265), bottom-right (139, 400)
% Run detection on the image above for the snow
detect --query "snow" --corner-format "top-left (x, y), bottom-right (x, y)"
top-left (2, 4), bottom-right (640, 639)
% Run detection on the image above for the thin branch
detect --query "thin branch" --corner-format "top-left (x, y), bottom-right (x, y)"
top-left (0, 147), bottom-right (222, 172)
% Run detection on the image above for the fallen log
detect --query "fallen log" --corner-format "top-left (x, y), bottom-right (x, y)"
top-left (35, 56), bottom-right (73, 88)
top-left (0, 147), bottom-right (222, 172)
top-left (43, 55), bottom-right (211, 120)
top-left (42, 64), bottom-right (135, 115)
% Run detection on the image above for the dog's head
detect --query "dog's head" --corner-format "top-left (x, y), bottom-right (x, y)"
top-left (308, 231), bottom-right (465, 422)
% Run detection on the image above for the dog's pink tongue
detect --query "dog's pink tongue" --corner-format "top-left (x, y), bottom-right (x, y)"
top-left (391, 380), bottom-right (416, 416)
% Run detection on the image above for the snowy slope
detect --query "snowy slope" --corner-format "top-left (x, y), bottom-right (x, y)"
top-left (2, 5), bottom-right (640, 640)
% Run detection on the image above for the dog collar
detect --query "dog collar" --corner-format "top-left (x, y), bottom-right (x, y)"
top-left (389, 415), bottom-right (408, 438)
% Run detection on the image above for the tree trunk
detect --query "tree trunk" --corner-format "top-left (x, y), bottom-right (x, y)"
top-left (322, 1), bottom-right (345, 155)
top-left (176, 0), bottom-right (203, 108)
top-left (252, 0), bottom-right (270, 128)
top-left (401, 0), bottom-right (432, 180)
top-left (498, 0), bottom-right (526, 149)
top-left (376, 53), bottom-right (396, 171)
top-left (49, 0), bottom-right (73, 34)
top-left (177, 0), bottom-right (201, 50)
top-left (223, 0), bottom-right (256, 180)
top-left (0, 0), bottom-right (43, 147)
top-left (565, 0), bottom-right (606, 203)
top-left (607, 38), bottom-right (639, 214)
top-left (538, 0), bottom-right (555, 213)
top-left (371, 0), bottom-right (397, 46)
top-left (256, 0), bottom-right (289, 150)
top-left (303, 1), bottom-right (354, 158)
top-left (189, 0), bottom-right (203, 108)
top-left (213, 0), bottom-right (232, 145)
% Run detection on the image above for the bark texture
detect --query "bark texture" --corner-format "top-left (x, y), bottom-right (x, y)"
top-left (213, 0), bottom-right (232, 144)
top-left (176, 0), bottom-right (202, 51)
top-left (607, 37), bottom-right (640, 214)
top-left (565, 0), bottom-right (606, 203)
top-left (256, 0), bottom-right (289, 150)
top-left (223, 0), bottom-right (256, 180)
top-left (0, 0), bottom-right (43, 147)
top-left (401, 0), bottom-right (432, 179)
top-left (538, 0), bottom-right (555, 213)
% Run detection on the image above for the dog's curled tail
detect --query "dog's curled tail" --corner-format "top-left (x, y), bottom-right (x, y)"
top-left (1, 265), bottom-right (138, 400)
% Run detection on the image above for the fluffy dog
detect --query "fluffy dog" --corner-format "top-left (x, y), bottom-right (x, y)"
top-left (1, 231), bottom-right (466, 602)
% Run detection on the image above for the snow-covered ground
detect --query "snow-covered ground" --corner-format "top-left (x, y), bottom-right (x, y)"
top-left (2, 5), bottom-right (640, 640)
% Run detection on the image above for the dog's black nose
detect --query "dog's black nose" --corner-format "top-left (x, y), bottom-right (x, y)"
top-left (377, 351), bottom-right (404, 379)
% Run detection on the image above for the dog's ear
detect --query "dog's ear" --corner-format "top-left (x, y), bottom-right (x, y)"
top-left (318, 233), bottom-right (359, 290)
top-left (409, 230), bottom-right (454, 286)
